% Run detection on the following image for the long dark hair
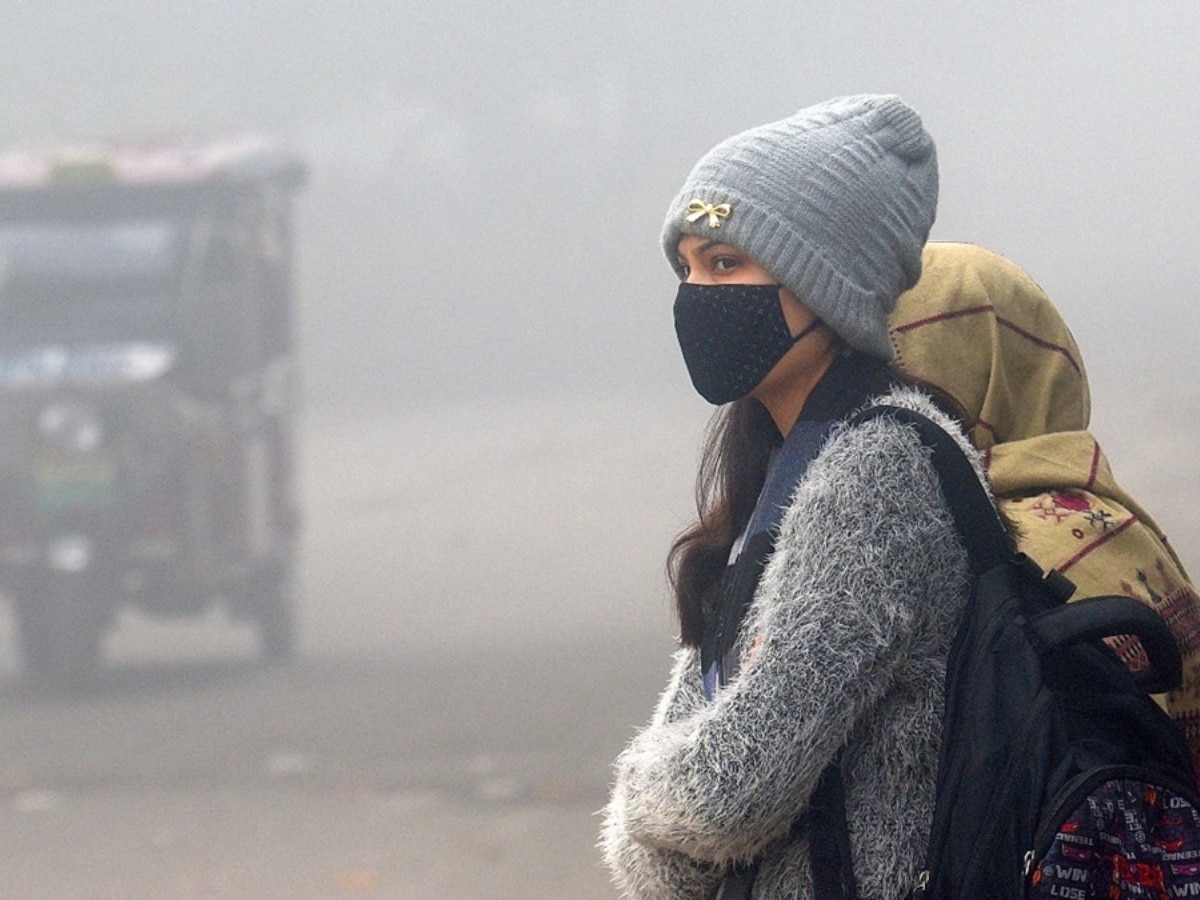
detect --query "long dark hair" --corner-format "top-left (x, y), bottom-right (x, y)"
top-left (668, 396), bottom-right (778, 647)
top-left (667, 365), bottom-right (973, 647)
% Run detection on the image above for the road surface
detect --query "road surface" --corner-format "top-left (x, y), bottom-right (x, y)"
top-left (0, 393), bottom-right (702, 899)
top-left (1, 386), bottom-right (1192, 899)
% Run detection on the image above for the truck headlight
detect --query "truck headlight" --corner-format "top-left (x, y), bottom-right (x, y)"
top-left (46, 534), bottom-right (93, 572)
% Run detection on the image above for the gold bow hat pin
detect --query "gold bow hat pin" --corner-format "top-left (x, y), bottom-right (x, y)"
top-left (686, 199), bottom-right (732, 228)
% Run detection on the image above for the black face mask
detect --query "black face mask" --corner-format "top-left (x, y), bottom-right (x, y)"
top-left (673, 282), bottom-right (822, 404)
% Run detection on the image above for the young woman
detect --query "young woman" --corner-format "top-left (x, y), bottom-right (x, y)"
top-left (601, 95), bottom-right (990, 898)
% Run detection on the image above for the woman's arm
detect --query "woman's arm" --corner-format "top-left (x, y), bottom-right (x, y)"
top-left (602, 648), bottom-right (724, 898)
top-left (613, 404), bottom-right (974, 864)
top-left (601, 790), bottom-right (722, 899)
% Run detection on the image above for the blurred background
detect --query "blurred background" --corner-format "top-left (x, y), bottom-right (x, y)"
top-left (0, 2), bottom-right (1197, 897)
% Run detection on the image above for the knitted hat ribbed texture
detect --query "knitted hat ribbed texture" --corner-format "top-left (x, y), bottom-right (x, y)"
top-left (662, 94), bottom-right (938, 360)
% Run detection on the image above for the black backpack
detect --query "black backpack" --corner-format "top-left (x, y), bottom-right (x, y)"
top-left (817, 405), bottom-right (1200, 900)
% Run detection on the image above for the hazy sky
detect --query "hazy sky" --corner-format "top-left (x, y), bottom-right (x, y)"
top-left (2, 2), bottom-right (1197, 416)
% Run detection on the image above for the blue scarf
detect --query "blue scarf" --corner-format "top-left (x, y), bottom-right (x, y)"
top-left (699, 352), bottom-right (898, 701)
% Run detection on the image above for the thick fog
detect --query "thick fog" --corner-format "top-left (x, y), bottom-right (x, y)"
top-left (1, 4), bottom-right (1198, 896)
top-left (3, 2), bottom-right (1197, 414)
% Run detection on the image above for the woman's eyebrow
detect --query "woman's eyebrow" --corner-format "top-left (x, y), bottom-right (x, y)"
top-left (678, 240), bottom-right (734, 267)
top-left (682, 240), bottom-right (728, 258)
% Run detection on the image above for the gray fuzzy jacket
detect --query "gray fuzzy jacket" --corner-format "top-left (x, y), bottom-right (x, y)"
top-left (601, 388), bottom-right (990, 899)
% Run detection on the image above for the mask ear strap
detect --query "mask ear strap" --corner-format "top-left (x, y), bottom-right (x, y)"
top-left (790, 317), bottom-right (823, 344)
top-left (773, 284), bottom-right (823, 345)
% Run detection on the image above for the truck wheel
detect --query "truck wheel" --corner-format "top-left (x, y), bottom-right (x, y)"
top-left (15, 575), bottom-right (104, 690)
top-left (249, 562), bottom-right (297, 663)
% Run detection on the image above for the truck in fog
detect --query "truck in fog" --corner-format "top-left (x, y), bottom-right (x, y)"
top-left (0, 137), bottom-right (306, 686)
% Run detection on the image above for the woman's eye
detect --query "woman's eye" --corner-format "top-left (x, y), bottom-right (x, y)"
top-left (713, 256), bottom-right (738, 273)
top-left (677, 262), bottom-right (691, 279)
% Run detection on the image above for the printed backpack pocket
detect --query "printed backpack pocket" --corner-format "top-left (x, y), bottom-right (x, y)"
top-left (1027, 776), bottom-right (1200, 899)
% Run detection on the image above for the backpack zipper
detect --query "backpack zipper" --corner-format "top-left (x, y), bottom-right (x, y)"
top-left (914, 588), bottom-right (1034, 897)
top-left (955, 687), bottom-right (1056, 893)
top-left (913, 869), bottom-right (930, 897)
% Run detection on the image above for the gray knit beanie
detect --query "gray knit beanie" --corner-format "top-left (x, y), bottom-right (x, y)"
top-left (662, 94), bottom-right (938, 360)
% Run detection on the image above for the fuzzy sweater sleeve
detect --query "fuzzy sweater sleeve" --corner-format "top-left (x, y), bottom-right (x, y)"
top-left (601, 648), bottom-right (726, 898)
top-left (610, 399), bottom-right (974, 866)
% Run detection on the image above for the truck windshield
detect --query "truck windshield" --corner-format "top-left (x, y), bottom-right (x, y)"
top-left (0, 219), bottom-right (185, 348)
